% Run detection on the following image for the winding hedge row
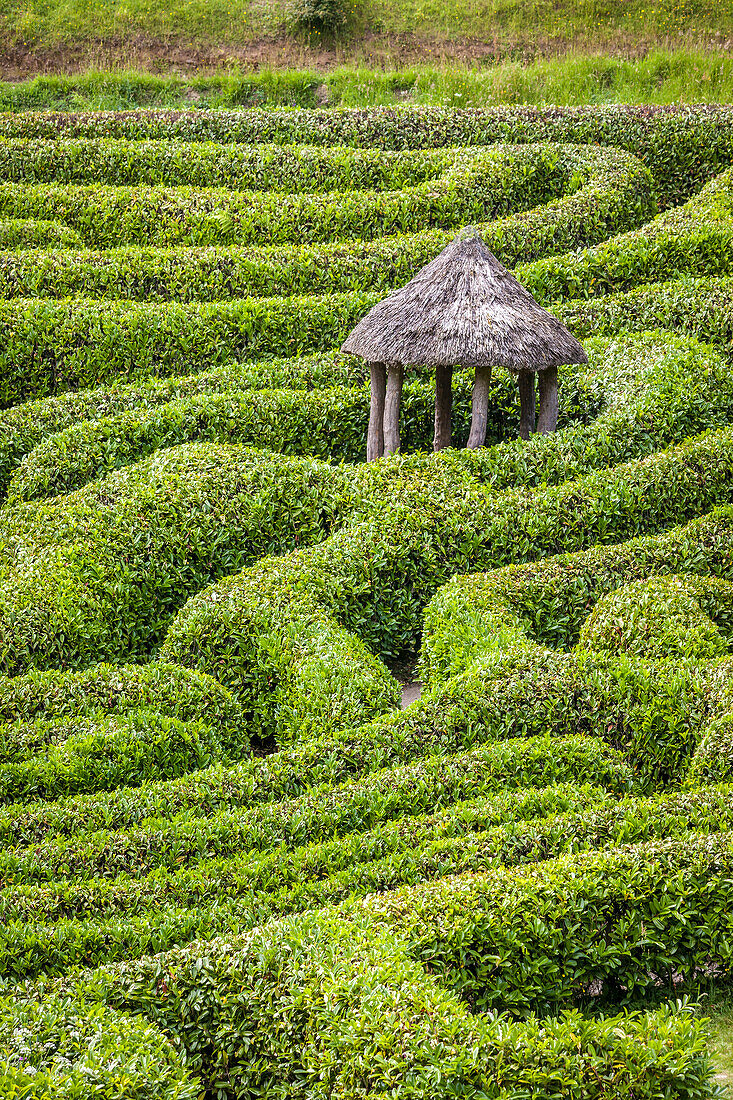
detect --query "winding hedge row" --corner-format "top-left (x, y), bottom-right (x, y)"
top-left (6, 375), bottom-right (488, 503)
top-left (0, 144), bottom-right (581, 248)
top-left (0, 146), bottom-right (653, 302)
top-left (0, 139), bottom-right (448, 189)
top-left (1, 104), bottom-right (733, 1097)
top-left (3, 783), bottom-right (733, 982)
top-left (1, 104), bottom-right (731, 204)
top-left (421, 504), bottom-right (733, 684)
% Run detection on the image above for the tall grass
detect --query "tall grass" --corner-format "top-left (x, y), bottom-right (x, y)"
top-left (1, 52), bottom-right (733, 110)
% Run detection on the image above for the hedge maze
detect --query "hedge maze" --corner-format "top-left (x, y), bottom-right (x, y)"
top-left (1, 104), bottom-right (733, 1097)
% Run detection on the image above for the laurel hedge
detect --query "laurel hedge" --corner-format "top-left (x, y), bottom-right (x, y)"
top-left (1, 104), bottom-right (731, 204)
top-left (0, 146), bottom-right (653, 302)
top-left (0, 144), bottom-right (581, 248)
top-left (0, 138), bottom-right (449, 189)
top-left (0, 993), bottom-right (198, 1099)
top-left (17, 865), bottom-right (719, 1098)
top-left (0, 103), bottom-right (732, 1097)
top-left (5, 783), bottom-right (733, 981)
top-left (6, 376), bottom-right (488, 502)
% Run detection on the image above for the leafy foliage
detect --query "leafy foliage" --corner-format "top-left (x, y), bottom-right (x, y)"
top-left (2, 105), bottom-right (733, 1098)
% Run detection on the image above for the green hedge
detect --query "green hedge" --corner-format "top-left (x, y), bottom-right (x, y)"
top-left (0, 993), bottom-right (198, 1099)
top-left (0, 218), bottom-right (81, 248)
top-left (0, 293), bottom-right (377, 406)
top-left (557, 274), bottom-right (733, 349)
top-left (1, 422), bottom-right (730, 840)
top-left (0, 709), bottom-right (227, 803)
top-left (0, 350), bottom-right (369, 488)
top-left (517, 165), bottom-right (733, 302)
top-left (2, 104), bottom-right (731, 204)
top-left (577, 574), bottom-right (733, 661)
top-left (0, 138), bottom-right (448, 189)
top-left (0, 660), bottom-right (240, 731)
top-left (0, 734), bottom-right (630, 886)
top-left (356, 831), bottom-right (733, 1014)
top-left (421, 504), bottom-right (733, 683)
top-left (0, 147), bottom-right (653, 302)
top-left (0, 445), bottom-right (349, 676)
top-left (6, 376), bottom-right (493, 503)
top-left (0, 144), bottom-right (574, 247)
top-left (0, 782), bottom-right (605, 921)
top-left (31, 911), bottom-right (717, 1098)
top-left (6, 784), bottom-right (733, 981)
top-left (419, 505), bottom-right (733, 779)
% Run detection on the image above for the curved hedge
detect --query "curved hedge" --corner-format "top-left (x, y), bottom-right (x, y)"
top-left (1, 104), bottom-right (731, 203)
top-left (1, 105), bottom-right (733, 1098)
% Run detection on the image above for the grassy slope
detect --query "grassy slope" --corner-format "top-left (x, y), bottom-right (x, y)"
top-left (0, 0), bottom-right (732, 76)
top-left (2, 51), bottom-right (733, 106)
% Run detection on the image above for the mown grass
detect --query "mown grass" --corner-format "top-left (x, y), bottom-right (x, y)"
top-left (2, 51), bottom-right (733, 109)
top-left (694, 983), bottom-right (733, 1092)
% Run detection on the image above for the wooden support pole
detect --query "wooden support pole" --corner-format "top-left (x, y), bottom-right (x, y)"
top-left (466, 364), bottom-right (492, 450)
top-left (537, 365), bottom-right (559, 434)
top-left (366, 362), bottom-right (386, 461)
top-left (383, 364), bottom-right (404, 455)
top-left (434, 364), bottom-right (453, 451)
top-left (518, 370), bottom-right (536, 441)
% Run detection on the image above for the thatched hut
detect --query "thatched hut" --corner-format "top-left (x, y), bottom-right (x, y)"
top-left (341, 234), bottom-right (588, 460)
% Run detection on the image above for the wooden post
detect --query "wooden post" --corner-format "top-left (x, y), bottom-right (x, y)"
top-left (383, 364), bottom-right (404, 455)
top-left (367, 362), bottom-right (386, 461)
top-left (537, 365), bottom-right (559, 434)
top-left (518, 370), bottom-right (536, 440)
top-left (434, 364), bottom-right (453, 451)
top-left (466, 364), bottom-right (492, 450)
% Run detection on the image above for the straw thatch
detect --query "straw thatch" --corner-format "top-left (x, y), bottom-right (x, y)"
top-left (341, 234), bottom-right (588, 371)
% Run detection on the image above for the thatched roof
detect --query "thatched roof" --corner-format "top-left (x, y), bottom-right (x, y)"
top-left (341, 234), bottom-right (587, 371)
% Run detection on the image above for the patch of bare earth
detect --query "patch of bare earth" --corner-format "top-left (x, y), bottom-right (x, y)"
top-left (0, 30), bottom-right (727, 80)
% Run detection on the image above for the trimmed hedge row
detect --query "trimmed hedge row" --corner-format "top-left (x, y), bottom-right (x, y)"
top-left (0, 269), bottom-right (716, 414)
top-left (0, 147), bottom-right (654, 302)
top-left (0, 734), bottom-right (630, 886)
top-left (0, 445), bottom-right (352, 677)
top-left (6, 375), bottom-right (492, 503)
top-left (0, 994), bottom-right (197, 1099)
top-left (0, 139), bottom-right (448, 190)
top-left (354, 831), bottom-right (733, 1014)
top-left (421, 504), bottom-right (733, 684)
top-left (2, 104), bottom-right (732, 204)
top-left (26, 894), bottom-right (718, 1098)
top-left (0, 709), bottom-right (227, 804)
top-left (577, 574), bottom-right (733, 661)
top-left (557, 274), bottom-right (733, 349)
top-left (0, 145), bottom-right (578, 248)
top-left (0, 350), bottom-right (370, 488)
top-left (0, 660), bottom-right (240, 730)
top-left (0, 218), bottom-right (81, 248)
top-left (10, 972), bottom-right (714, 1100)
top-left (516, 165), bottom-right (733, 303)
top-left (0, 293), bottom-right (377, 406)
top-left (5, 785), bottom-right (733, 982)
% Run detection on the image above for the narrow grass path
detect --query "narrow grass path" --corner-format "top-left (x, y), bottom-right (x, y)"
top-left (704, 988), bottom-right (733, 1091)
